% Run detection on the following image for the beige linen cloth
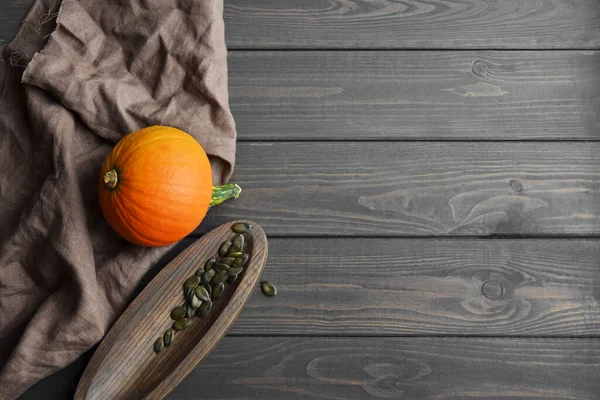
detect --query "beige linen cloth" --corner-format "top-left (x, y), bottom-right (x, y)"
top-left (0, 0), bottom-right (236, 397)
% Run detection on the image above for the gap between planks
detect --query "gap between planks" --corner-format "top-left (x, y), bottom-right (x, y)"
top-left (229, 48), bottom-right (600, 52)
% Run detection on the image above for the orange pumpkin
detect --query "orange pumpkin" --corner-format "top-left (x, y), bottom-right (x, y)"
top-left (99, 126), bottom-right (240, 247)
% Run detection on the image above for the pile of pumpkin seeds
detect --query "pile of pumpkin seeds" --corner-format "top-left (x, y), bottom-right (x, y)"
top-left (154, 222), bottom-right (251, 354)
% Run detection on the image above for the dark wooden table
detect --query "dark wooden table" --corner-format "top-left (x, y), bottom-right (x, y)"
top-left (3, 0), bottom-right (600, 398)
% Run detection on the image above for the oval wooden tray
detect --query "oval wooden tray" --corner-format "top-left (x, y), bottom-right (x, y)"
top-left (74, 221), bottom-right (268, 400)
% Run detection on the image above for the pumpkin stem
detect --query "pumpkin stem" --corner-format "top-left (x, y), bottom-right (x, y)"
top-left (104, 169), bottom-right (118, 189)
top-left (210, 183), bottom-right (242, 207)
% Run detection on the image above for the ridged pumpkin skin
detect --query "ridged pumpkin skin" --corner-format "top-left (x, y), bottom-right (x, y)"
top-left (99, 126), bottom-right (213, 247)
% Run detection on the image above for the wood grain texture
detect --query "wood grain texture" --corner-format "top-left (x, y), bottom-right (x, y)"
top-left (230, 51), bottom-right (600, 140)
top-left (167, 337), bottom-right (600, 399)
top-left (0, 0), bottom-right (31, 45)
top-left (199, 142), bottom-right (600, 236)
top-left (75, 221), bottom-right (268, 400)
top-left (225, 238), bottom-right (600, 336)
top-left (16, 336), bottom-right (600, 400)
top-left (4, 0), bottom-right (600, 48)
top-left (126, 238), bottom-right (600, 337)
top-left (223, 0), bottom-right (600, 49)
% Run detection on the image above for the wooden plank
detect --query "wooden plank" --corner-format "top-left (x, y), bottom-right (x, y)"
top-left (225, 238), bottom-right (600, 336)
top-left (106, 237), bottom-right (600, 336)
top-left (4, 0), bottom-right (600, 48)
top-left (167, 337), bottom-right (600, 399)
top-left (199, 142), bottom-right (600, 236)
top-left (0, 0), bottom-right (33, 45)
top-left (224, 0), bottom-right (600, 49)
top-left (230, 51), bottom-right (600, 141)
top-left (17, 337), bottom-right (600, 399)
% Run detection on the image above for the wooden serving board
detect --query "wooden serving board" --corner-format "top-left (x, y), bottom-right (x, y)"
top-left (74, 221), bottom-right (268, 400)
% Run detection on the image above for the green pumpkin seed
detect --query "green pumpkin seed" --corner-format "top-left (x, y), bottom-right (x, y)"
top-left (173, 318), bottom-right (193, 331)
top-left (205, 257), bottom-right (216, 270)
top-left (202, 269), bottom-right (216, 283)
top-left (189, 294), bottom-right (203, 310)
top-left (215, 262), bottom-right (230, 271)
top-left (185, 304), bottom-right (195, 318)
top-left (154, 337), bottom-right (164, 353)
top-left (219, 257), bottom-right (235, 266)
top-left (229, 245), bottom-right (243, 255)
top-left (170, 306), bottom-right (187, 321)
top-left (227, 274), bottom-right (239, 284)
top-left (232, 234), bottom-right (245, 250)
top-left (172, 319), bottom-right (187, 331)
top-left (219, 241), bottom-right (232, 258)
top-left (197, 299), bottom-right (212, 317)
top-left (202, 282), bottom-right (212, 297)
top-left (261, 281), bottom-right (277, 297)
top-left (227, 266), bottom-right (243, 276)
top-left (227, 250), bottom-right (243, 258)
top-left (232, 253), bottom-right (249, 269)
top-left (212, 270), bottom-right (228, 284)
top-left (194, 285), bottom-right (211, 301)
top-left (212, 282), bottom-right (225, 300)
top-left (196, 258), bottom-right (213, 276)
top-left (184, 276), bottom-right (200, 290)
top-left (231, 222), bottom-right (251, 234)
top-left (163, 329), bottom-right (174, 347)
top-left (191, 295), bottom-right (203, 309)
top-left (186, 288), bottom-right (197, 304)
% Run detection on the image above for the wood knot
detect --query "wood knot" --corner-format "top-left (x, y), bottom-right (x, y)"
top-left (509, 179), bottom-right (523, 193)
top-left (481, 280), bottom-right (504, 300)
top-left (471, 60), bottom-right (490, 78)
